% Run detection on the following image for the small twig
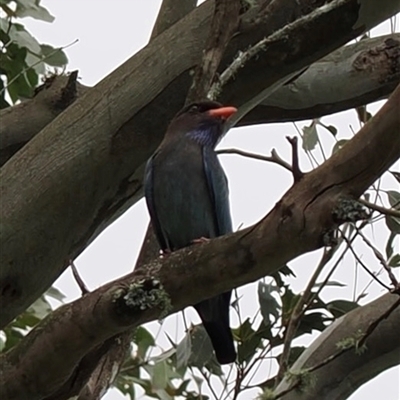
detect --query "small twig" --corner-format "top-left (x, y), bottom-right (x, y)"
top-left (358, 198), bottom-right (400, 218)
top-left (355, 228), bottom-right (400, 292)
top-left (341, 234), bottom-right (392, 291)
top-left (216, 148), bottom-right (293, 172)
top-left (276, 246), bottom-right (336, 381)
top-left (70, 260), bottom-right (89, 295)
top-left (286, 136), bottom-right (303, 182)
top-left (0, 39), bottom-right (78, 97)
top-left (274, 295), bottom-right (400, 399)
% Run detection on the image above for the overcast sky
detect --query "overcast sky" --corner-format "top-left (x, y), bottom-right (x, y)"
top-left (22, 2), bottom-right (399, 399)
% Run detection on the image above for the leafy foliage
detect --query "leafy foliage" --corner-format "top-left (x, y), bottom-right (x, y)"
top-left (0, 1), bottom-right (68, 108)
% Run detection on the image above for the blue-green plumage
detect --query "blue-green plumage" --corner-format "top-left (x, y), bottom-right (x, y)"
top-left (144, 101), bottom-right (237, 364)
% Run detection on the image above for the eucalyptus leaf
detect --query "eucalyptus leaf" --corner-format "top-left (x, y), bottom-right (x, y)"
top-left (388, 254), bottom-right (400, 268)
top-left (176, 330), bottom-right (191, 369)
top-left (258, 281), bottom-right (280, 325)
top-left (385, 215), bottom-right (400, 234)
top-left (40, 44), bottom-right (68, 66)
top-left (302, 120), bottom-right (318, 151)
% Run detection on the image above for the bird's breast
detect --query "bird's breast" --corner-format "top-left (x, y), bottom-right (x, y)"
top-left (152, 140), bottom-right (217, 249)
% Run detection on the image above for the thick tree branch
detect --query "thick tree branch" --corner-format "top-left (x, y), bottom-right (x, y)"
top-left (1, 34), bottom-right (398, 166)
top-left (1, 0), bottom-right (399, 328)
top-left (1, 83), bottom-right (399, 400)
top-left (0, 72), bottom-right (88, 166)
top-left (186, 0), bottom-right (241, 103)
top-left (243, 33), bottom-right (400, 124)
top-left (150, 0), bottom-right (197, 39)
top-left (275, 293), bottom-right (400, 400)
top-left (63, 3), bottom-right (202, 397)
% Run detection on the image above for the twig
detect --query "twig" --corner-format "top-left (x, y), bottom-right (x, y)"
top-left (355, 228), bottom-right (400, 292)
top-left (69, 260), bottom-right (89, 295)
top-left (216, 148), bottom-right (293, 172)
top-left (341, 234), bottom-right (392, 291)
top-left (276, 246), bottom-right (337, 381)
top-left (0, 39), bottom-right (78, 97)
top-left (358, 198), bottom-right (400, 218)
top-left (274, 295), bottom-right (400, 399)
top-left (286, 136), bottom-right (303, 182)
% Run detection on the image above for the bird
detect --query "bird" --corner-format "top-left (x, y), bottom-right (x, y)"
top-left (144, 100), bottom-right (237, 364)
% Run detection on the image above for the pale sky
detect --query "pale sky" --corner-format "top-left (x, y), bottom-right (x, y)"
top-left (21, 2), bottom-right (399, 399)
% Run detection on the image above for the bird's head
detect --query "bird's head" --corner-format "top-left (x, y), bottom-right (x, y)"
top-left (166, 101), bottom-right (237, 147)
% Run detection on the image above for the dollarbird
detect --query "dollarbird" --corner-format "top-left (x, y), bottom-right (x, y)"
top-left (144, 100), bottom-right (237, 364)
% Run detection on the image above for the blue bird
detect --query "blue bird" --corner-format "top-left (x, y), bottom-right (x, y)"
top-left (144, 101), bottom-right (237, 364)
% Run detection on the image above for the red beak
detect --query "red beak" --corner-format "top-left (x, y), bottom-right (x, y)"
top-left (207, 106), bottom-right (237, 119)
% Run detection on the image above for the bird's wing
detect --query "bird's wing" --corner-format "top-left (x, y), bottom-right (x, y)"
top-left (202, 146), bottom-right (233, 236)
top-left (144, 154), bottom-right (169, 251)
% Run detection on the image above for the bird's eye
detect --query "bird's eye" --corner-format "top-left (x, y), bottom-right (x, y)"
top-left (190, 104), bottom-right (199, 112)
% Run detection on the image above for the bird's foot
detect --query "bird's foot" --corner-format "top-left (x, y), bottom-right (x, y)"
top-left (192, 237), bottom-right (211, 245)
top-left (159, 249), bottom-right (171, 259)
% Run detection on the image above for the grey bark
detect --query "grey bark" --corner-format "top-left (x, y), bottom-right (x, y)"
top-left (1, 34), bottom-right (398, 166)
top-left (276, 293), bottom-right (400, 400)
top-left (1, 0), bottom-right (398, 327)
top-left (1, 82), bottom-right (399, 400)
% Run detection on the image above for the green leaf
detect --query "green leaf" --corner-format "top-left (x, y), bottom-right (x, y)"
top-left (356, 106), bottom-right (372, 123)
top-left (302, 121), bottom-right (318, 151)
top-left (152, 360), bottom-right (169, 390)
top-left (258, 281), bottom-right (280, 325)
top-left (15, 0), bottom-right (55, 22)
top-left (281, 287), bottom-right (301, 325)
top-left (233, 318), bottom-right (262, 364)
top-left (272, 265), bottom-right (295, 287)
top-left (325, 125), bottom-right (337, 136)
top-left (40, 44), bottom-right (68, 66)
top-left (25, 66), bottom-right (38, 87)
top-left (134, 326), bottom-right (155, 359)
top-left (332, 139), bottom-right (348, 154)
top-left (387, 191), bottom-right (400, 209)
top-left (385, 215), bottom-right (400, 234)
top-left (388, 254), bottom-right (400, 268)
top-left (186, 325), bottom-right (214, 369)
top-left (27, 295), bottom-right (52, 319)
top-left (10, 24), bottom-right (41, 54)
top-left (277, 346), bottom-right (305, 366)
top-left (176, 330), bottom-right (191, 370)
top-left (297, 312), bottom-right (328, 335)
top-left (45, 286), bottom-right (66, 302)
top-left (327, 300), bottom-right (359, 318)
top-left (25, 51), bottom-right (45, 74)
top-left (385, 232), bottom-right (396, 260)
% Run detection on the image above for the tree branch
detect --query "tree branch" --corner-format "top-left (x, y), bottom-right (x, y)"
top-left (0, 72), bottom-right (88, 166)
top-left (275, 293), bottom-right (400, 400)
top-left (1, 0), bottom-right (399, 329)
top-left (1, 34), bottom-right (397, 166)
top-left (150, 0), bottom-right (197, 39)
top-left (1, 82), bottom-right (399, 400)
top-left (186, 0), bottom-right (241, 103)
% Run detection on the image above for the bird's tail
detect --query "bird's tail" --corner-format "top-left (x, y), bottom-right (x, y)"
top-left (194, 291), bottom-right (236, 364)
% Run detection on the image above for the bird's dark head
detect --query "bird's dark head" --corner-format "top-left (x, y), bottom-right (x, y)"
top-left (166, 101), bottom-right (237, 147)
